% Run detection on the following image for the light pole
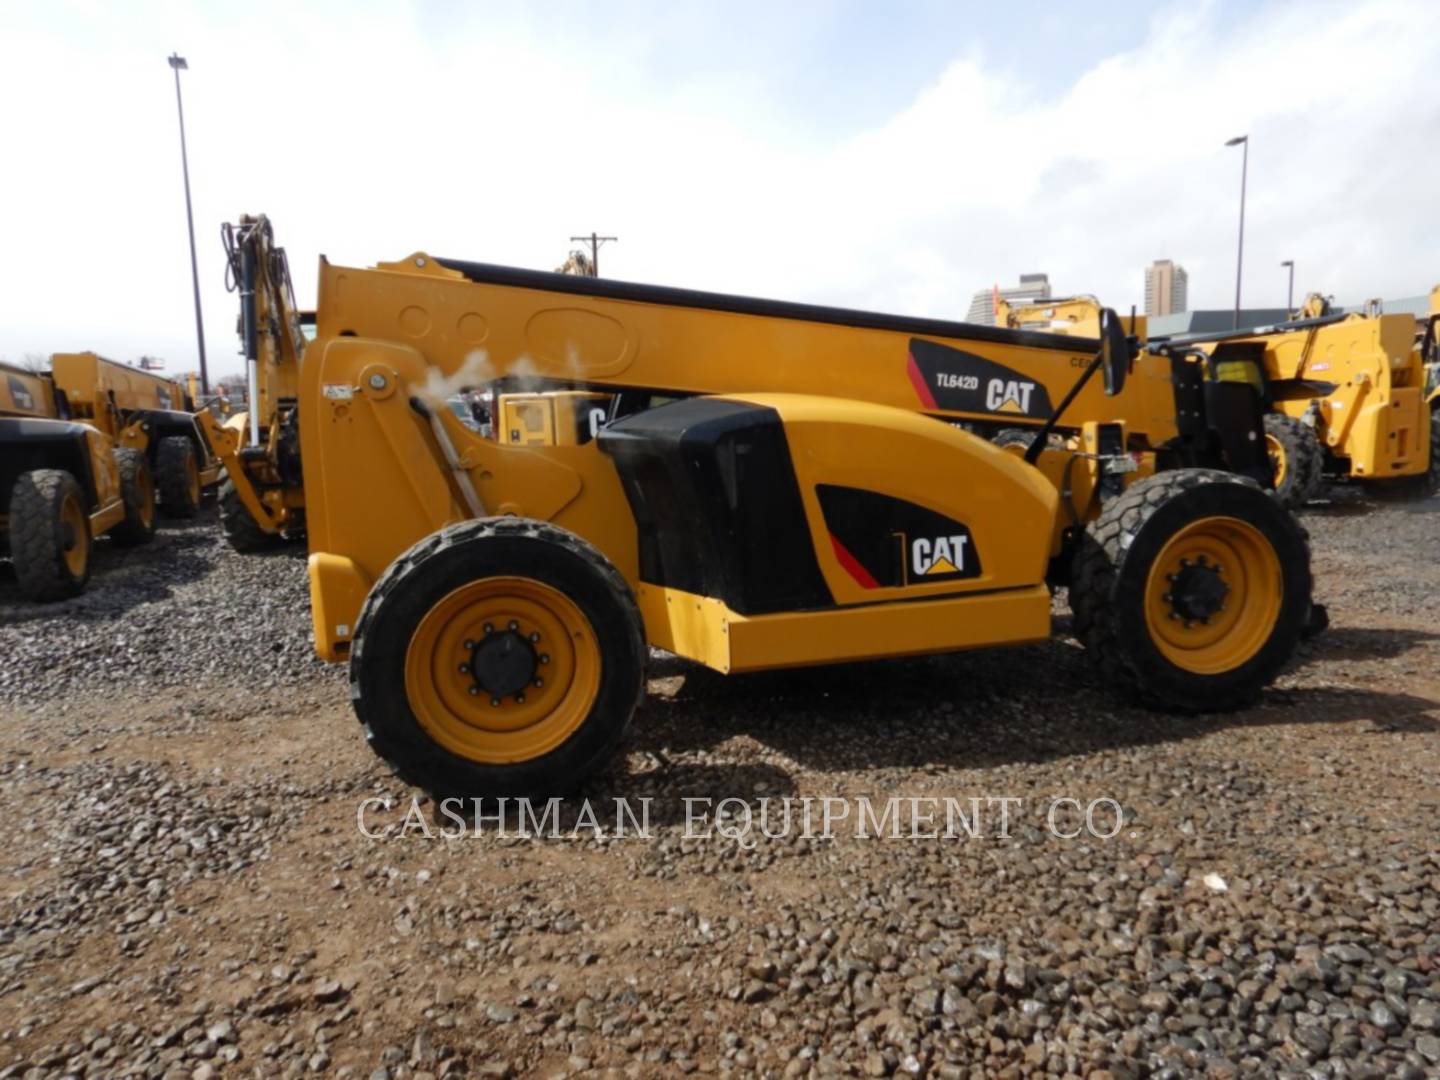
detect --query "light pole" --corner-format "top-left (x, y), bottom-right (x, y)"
top-left (1280, 259), bottom-right (1295, 313)
top-left (168, 53), bottom-right (209, 396)
top-left (1225, 134), bottom-right (1248, 330)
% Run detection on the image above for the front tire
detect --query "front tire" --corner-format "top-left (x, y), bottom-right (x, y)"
top-left (218, 477), bottom-right (280, 552)
top-left (157, 436), bottom-right (202, 518)
top-left (9, 469), bottom-right (91, 601)
top-left (108, 447), bottom-right (157, 547)
top-left (351, 518), bottom-right (646, 798)
top-left (1069, 469), bottom-right (1312, 711)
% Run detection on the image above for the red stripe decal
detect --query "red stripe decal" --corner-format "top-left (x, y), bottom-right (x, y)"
top-left (906, 350), bottom-right (937, 409)
top-left (830, 533), bottom-right (880, 589)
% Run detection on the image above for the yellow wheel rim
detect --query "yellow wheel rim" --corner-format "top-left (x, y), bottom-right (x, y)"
top-left (1144, 516), bottom-right (1282, 675)
top-left (185, 457), bottom-right (200, 505)
top-left (60, 493), bottom-right (88, 576)
top-left (404, 576), bottom-right (600, 764)
top-left (1265, 433), bottom-right (1287, 488)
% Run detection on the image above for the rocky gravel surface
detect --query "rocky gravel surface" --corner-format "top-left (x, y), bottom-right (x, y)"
top-left (0, 489), bottom-right (1437, 1079)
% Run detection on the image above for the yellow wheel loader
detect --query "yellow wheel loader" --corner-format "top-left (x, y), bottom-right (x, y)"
top-left (1, 361), bottom-right (156, 601)
top-left (999, 295), bottom-right (1436, 506)
top-left (215, 217), bottom-right (1322, 797)
top-left (49, 352), bottom-right (223, 519)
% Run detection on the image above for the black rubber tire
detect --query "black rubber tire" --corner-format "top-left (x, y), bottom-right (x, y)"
top-left (218, 477), bottom-right (281, 552)
top-left (108, 448), bottom-right (156, 547)
top-left (1069, 469), bottom-right (1313, 712)
top-left (156, 436), bottom-right (201, 518)
top-left (8, 469), bottom-right (91, 601)
top-left (1263, 414), bottom-right (1323, 509)
top-left (351, 518), bottom-right (646, 799)
top-left (992, 428), bottom-right (1037, 450)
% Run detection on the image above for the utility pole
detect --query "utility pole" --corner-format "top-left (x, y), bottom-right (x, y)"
top-left (569, 232), bottom-right (617, 277)
top-left (168, 53), bottom-right (209, 395)
top-left (1281, 259), bottom-right (1295, 313)
top-left (1225, 134), bottom-right (1249, 330)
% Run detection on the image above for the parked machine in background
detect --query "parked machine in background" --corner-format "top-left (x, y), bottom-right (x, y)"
top-left (49, 351), bottom-right (222, 518)
top-left (998, 295), bottom-right (1436, 506)
top-left (0, 361), bottom-right (155, 600)
top-left (195, 216), bottom-right (308, 550)
top-left (217, 217), bottom-right (1323, 797)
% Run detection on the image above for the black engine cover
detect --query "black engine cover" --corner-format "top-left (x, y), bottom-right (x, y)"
top-left (598, 398), bottom-right (833, 614)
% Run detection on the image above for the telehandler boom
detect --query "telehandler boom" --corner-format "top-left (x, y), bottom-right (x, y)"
top-left (215, 217), bottom-right (1318, 796)
top-left (1, 361), bottom-right (156, 601)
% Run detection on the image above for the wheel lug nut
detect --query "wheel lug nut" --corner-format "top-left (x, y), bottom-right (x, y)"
top-left (1163, 593), bottom-right (1173, 603)
top-left (459, 663), bottom-right (469, 673)
top-left (490, 697), bottom-right (501, 707)
top-left (508, 620), bottom-right (519, 631)
top-left (483, 623), bottom-right (493, 635)
top-left (533, 677), bottom-right (544, 687)
top-left (464, 640), bottom-right (475, 650)
top-left (515, 692), bottom-right (526, 704)
top-left (1166, 573), bottom-right (1177, 583)
top-left (529, 632), bottom-right (540, 642)
top-left (467, 686), bottom-right (479, 695)
top-left (539, 654), bottom-right (550, 665)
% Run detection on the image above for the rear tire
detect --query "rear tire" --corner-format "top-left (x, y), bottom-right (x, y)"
top-left (1069, 469), bottom-right (1312, 711)
top-left (108, 447), bottom-right (157, 547)
top-left (1263, 414), bottom-right (1323, 508)
top-left (157, 436), bottom-right (202, 518)
top-left (219, 477), bottom-right (280, 552)
top-left (351, 518), bottom-right (646, 798)
top-left (9, 469), bottom-right (91, 601)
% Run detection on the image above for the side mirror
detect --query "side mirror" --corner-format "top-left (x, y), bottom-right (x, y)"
top-left (1099, 308), bottom-right (1129, 396)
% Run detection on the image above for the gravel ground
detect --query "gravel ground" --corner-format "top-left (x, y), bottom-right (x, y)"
top-left (0, 487), bottom-right (1437, 1079)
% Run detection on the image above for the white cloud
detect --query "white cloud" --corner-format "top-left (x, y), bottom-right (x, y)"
top-left (0, 0), bottom-right (1436, 378)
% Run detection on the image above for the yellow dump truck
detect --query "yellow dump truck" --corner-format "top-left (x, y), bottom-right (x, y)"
top-left (49, 352), bottom-right (222, 517)
top-left (1, 361), bottom-right (156, 600)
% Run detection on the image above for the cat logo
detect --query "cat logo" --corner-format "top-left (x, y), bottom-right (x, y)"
top-left (912, 535), bottom-right (970, 577)
top-left (985, 377), bottom-right (1037, 414)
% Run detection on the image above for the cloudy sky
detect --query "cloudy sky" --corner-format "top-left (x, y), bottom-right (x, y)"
top-left (1, 0), bottom-right (1436, 378)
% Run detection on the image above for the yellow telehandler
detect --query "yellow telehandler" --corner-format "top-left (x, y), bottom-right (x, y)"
top-left (211, 216), bottom-right (1321, 797)
top-left (999, 295), bottom-right (1436, 506)
top-left (49, 352), bottom-right (222, 517)
top-left (1, 361), bottom-right (156, 600)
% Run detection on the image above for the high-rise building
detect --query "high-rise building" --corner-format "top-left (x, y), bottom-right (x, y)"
top-left (1144, 259), bottom-right (1188, 316)
top-left (966, 273), bottom-right (1051, 325)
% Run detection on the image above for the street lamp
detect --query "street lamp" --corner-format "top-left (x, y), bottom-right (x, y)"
top-left (168, 53), bottom-right (209, 396)
top-left (1281, 259), bottom-right (1295, 314)
top-left (1225, 134), bottom-right (1248, 330)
